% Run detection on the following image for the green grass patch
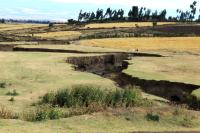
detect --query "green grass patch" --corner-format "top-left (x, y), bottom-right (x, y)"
top-left (41, 84), bottom-right (142, 108)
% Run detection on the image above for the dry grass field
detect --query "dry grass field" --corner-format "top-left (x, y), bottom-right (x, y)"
top-left (80, 37), bottom-right (200, 51)
top-left (17, 44), bottom-right (125, 52)
top-left (0, 23), bottom-right (47, 31)
top-left (34, 31), bottom-right (82, 39)
top-left (84, 22), bottom-right (176, 28)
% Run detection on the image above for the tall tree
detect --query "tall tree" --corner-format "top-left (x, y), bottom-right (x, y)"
top-left (159, 9), bottom-right (167, 21)
top-left (96, 9), bottom-right (104, 20)
top-left (189, 1), bottom-right (197, 21)
top-left (104, 8), bottom-right (112, 19)
top-left (78, 10), bottom-right (83, 21)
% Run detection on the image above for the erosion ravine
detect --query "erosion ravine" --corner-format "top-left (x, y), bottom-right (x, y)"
top-left (67, 53), bottom-right (200, 109)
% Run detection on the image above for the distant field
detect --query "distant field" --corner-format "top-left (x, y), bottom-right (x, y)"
top-left (34, 31), bottom-right (81, 39)
top-left (0, 23), bottom-right (47, 31)
top-left (80, 37), bottom-right (200, 51)
top-left (84, 22), bottom-right (176, 28)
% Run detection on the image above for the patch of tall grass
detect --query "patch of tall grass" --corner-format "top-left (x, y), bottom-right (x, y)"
top-left (41, 85), bottom-right (142, 108)
top-left (0, 105), bottom-right (17, 119)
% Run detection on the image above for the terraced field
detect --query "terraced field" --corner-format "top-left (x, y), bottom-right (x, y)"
top-left (0, 22), bottom-right (200, 133)
top-left (80, 37), bottom-right (200, 51)
top-left (84, 22), bottom-right (176, 28)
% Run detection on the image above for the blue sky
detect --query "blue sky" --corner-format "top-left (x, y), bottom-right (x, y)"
top-left (0, 0), bottom-right (199, 21)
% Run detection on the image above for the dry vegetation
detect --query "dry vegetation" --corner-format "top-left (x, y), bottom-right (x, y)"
top-left (34, 31), bottom-right (82, 38)
top-left (17, 44), bottom-right (125, 52)
top-left (0, 23), bottom-right (46, 31)
top-left (84, 22), bottom-right (176, 28)
top-left (80, 37), bottom-right (200, 51)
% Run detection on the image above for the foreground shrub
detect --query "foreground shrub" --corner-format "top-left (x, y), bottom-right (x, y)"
top-left (0, 82), bottom-right (6, 88)
top-left (22, 105), bottom-right (63, 121)
top-left (145, 112), bottom-right (160, 121)
top-left (180, 115), bottom-right (194, 128)
top-left (0, 81), bottom-right (11, 88)
top-left (40, 85), bottom-right (142, 108)
top-left (6, 89), bottom-right (19, 96)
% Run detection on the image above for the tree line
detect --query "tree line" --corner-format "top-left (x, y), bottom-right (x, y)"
top-left (68, 1), bottom-right (200, 23)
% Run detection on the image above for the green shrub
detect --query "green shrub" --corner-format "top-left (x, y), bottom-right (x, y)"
top-left (48, 108), bottom-right (63, 120)
top-left (0, 82), bottom-right (6, 88)
top-left (146, 112), bottom-right (160, 122)
top-left (152, 22), bottom-right (157, 27)
top-left (6, 90), bottom-right (19, 96)
top-left (70, 85), bottom-right (106, 107)
top-left (35, 109), bottom-right (49, 121)
top-left (123, 87), bottom-right (142, 107)
top-left (22, 105), bottom-right (63, 122)
top-left (41, 92), bottom-right (55, 104)
top-left (105, 90), bottom-right (123, 107)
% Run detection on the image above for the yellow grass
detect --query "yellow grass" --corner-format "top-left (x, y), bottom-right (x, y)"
top-left (84, 22), bottom-right (176, 28)
top-left (17, 44), bottom-right (125, 52)
top-left (80, 37), bottom-right (200, 51)
top-left (35, 31), bottom-right (81, 38)
top-left (0, 23), bottom-right (46, 31)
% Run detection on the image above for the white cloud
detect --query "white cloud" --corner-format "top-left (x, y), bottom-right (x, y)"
top-left (51, 0), bottom-right (200, 10)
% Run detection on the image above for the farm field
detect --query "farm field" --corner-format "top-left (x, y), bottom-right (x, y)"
top-left (80, 37), bottom-right (200, 51)
top-left (84, 22), bottom-right (176, 28)
top-left (34, 31), bottom-right (82, 39)
top-left (0, 22), bottom-right (200, 133)
top-left (0, 23), bottom-right (47, 31)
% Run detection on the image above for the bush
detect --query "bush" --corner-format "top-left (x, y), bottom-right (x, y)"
top-left (152, 22), bottom-right (157, 27)
top-left (22, 105), bottom-right (63, 122)
top-left (0, 82), bottom-right (6, 88)
top-left (6, 89), bottom-right (19, 96)
top-left (123, 86), bottom-right (142, 107)
top-left (49, 23), bottom-right (54, 28)
top-left (40, 85), bottom-right (142, 109)
top-left (105, 90), bottom-right (123, 107)
top-left (146, 112), bottom-right (160, 121)
top-left (48, 108), bottom-right (63, 120)
top-left (9, 97), bottom-right (15, 102)
top-left (180, 116), bottom-right (194, 128)
top-left (71, 85), bottom-right (106, 107)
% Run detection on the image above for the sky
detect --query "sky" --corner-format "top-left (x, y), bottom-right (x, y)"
top-left (0, 0), bottom-right (199, 21)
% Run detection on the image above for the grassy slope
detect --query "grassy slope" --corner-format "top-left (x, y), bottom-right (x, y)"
top-left (0, 52), bottom-right (116, 112)
top-left (1, 109), bottom-right (200, 133)
top-left (124, 54), bottom-right (200, 85)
